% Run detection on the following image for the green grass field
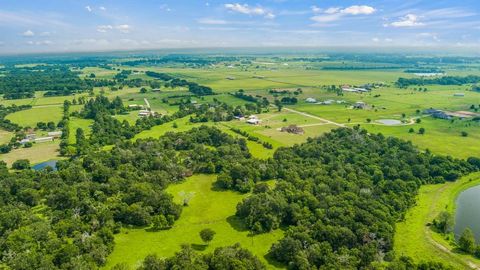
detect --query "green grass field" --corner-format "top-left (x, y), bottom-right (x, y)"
top-left (68, 117), bottom-right (94, 144)
top-left (104, 174), bottom-right (284, 269)
top-left (0, 141), bottom-right (60, 166)
top-left (5, 106), bottom-right (63, 127)
top-left (394, 172), bottom-right (480, 269)
top-left (0, 129), bottom-right (13, 145)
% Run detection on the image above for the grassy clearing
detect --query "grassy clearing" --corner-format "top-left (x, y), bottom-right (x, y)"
top-left (394, 172), bottom-right (480, 269)
top-left (104, 174), bottom-right (284, 269)
top-left (68, 118), bottom-right (94, 144)
top-left (0, 141), bottom-right (60, 166)
top-left (5, 106), bottom-right (63, 127)
top-left (0, 129), bottom-right (13, 145)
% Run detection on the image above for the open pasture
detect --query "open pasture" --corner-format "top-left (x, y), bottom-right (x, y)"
top-left (1, 141), bottom-right (60, 166)
top-left (105, 174), bottom-right (284, 269)
top-left (5, 105), bottom-right (63, 127)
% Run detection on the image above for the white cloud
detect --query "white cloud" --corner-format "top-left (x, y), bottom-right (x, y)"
top-left (311, 5), bottom-right (376, 24)
top-left (22, 30), bottom-right (35, 37)
top-left (372, 37), bottom-right (380, 42)
top-left (99, 6), bottom-right (106, 11)
top-left (197, 18), bottom-right (228, 25)
top-left (311, 6), bottom-right (321, 13)
top-left (97, 25), bottom-right (113, 33)
top-left (26, 40), bottom-right (53, 45)
top-left (387, 14), bottom-right (424, 27)
top-left (341, 5), bottom-right (376, 15)
top-left (85, 6), bottom-right (92, 12)
top-left (116, 24), bottom-right (132, 33)
top-left (97, 24), bottom-right (132, 33)
top-left (224, 3), bottom-right (274, 19)
top-left (325, 7), bottom-right (341, 14)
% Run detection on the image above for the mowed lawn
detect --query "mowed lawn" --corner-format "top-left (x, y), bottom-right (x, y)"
top-left (104, 174), bottom-right (284, 269)
top-left (5, 106), bottom-right (63, 127)
top-left (395, 172), bottom-right (480, 269)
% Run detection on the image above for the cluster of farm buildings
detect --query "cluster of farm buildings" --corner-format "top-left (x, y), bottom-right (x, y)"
top-left (20, 131), bottom-right (63, 145)
top-left (423, 109), bottom-right (479, 120)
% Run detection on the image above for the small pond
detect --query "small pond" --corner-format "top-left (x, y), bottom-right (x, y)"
top-left (376, 119), bottom-right (402, 125)
top-left (32, 160), bottom-right (58, 171)
top-left (454, 185), bottom-right (480, 241)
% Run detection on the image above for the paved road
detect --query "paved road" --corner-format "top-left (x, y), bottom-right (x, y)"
top-left (282, 107), bottom-right (345, 127)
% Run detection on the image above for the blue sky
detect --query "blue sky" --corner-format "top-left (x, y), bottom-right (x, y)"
top-left (0, 0), bottom-right (479, 54)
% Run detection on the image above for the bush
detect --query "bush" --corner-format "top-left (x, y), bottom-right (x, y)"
top-left (12, 159), bottom-right (30, 170)
top-left (200, 228), bottom-right (216, 244)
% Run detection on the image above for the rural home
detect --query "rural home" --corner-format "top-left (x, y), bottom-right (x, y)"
top-left (246, 115), bottom-right (260, 125)
top-left (35, 137), bottom-right (54, 143)
top-left (48, 131), bottom-right (63, 138)
top-left (353, 101), bottom-right (368, 109)
top-left (305, 98), bottom-right (317, 103)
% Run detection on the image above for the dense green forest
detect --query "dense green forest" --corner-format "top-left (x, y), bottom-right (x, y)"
top-left (0, 102), bottom-right (477, 269)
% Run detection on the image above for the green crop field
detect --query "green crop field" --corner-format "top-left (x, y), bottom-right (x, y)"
top-left (105, 174), bottom-right (284, 269)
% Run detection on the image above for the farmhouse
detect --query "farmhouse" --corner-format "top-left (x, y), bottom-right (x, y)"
top-left (319, 99), bottom-right (335, 105)
top-left (19, 139), bottom-right (30, 145)
top-left (246, 115), bottom-right (261, 125)
top-left (138, 110), bottom-right (156, 117)
top-left (26, 133), bottom-right (36, 140)
top-left (305, 98), bottom-right (317, 103)
top-left (226, 76), bottom-right (236, 80)
top-left (48, 131), bottom-right (63, 138)
top-left (353, 101), bottom-right (368, 109)
top-left (35, 137), bottom-right (54, 143)
top-left (342, 85), bottom-right (370, 93)
top-left (453, 93), bottom-right (465, 97)
top-left (424, 109), bottom-right (452, 120)
top-left (446, 111), bottom-right (478, 119)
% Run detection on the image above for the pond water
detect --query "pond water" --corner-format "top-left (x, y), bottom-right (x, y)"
top-left (32, 160), bottom-right (58, 171)
top-left (376, 119), bottom-right (402, 125)
top-left (454, 185), bottom-right (480, 241)
top-left (414, 73), bottom-right (444, 77)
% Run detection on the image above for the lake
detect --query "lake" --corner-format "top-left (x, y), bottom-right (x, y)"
top-left (454, 185), bottom-right (480, 241)
top-left (32, 160), bottom-right (58, 171)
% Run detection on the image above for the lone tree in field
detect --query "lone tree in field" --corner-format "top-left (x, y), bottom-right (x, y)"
top-left (418, 127), bottom-right (426, 135)
top-left (200, 228), bottom-right (216, 244)
top-left (458, 228), bottom-right (476, 253)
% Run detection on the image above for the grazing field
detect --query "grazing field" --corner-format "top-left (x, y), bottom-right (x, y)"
top-left (395, 172), bottom-right (480, 269)
top-left (0, 129), bottom-right (13, 145)
top-left (105, 174), bottom-right (284, 269)
top-left (0, 141), bottom-right (60, 166)
top-left (5, 106), bottom-right (63, 127)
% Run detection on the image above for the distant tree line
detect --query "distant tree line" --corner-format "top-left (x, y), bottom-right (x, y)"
top-left (145, 71), bottom-right (214, 95)
top-left (396, 75), bottom-right (480, 88)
